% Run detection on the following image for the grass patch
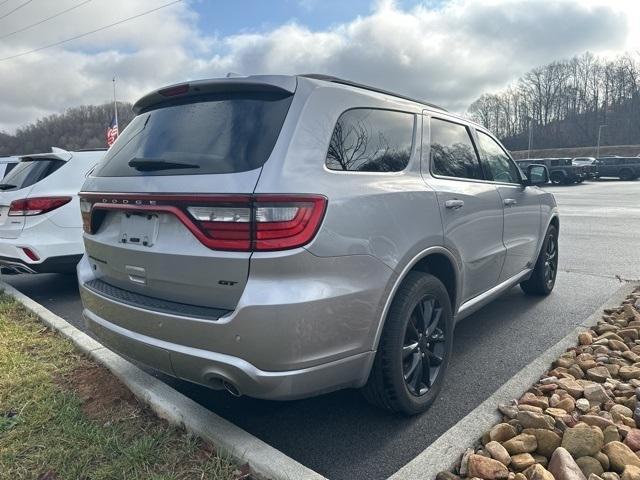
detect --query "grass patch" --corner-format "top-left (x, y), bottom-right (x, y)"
top-left (0, 293), bottom-right (245, 480)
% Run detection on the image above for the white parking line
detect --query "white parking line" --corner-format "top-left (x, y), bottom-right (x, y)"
top-left (1, 281), bottom-right (328, 480)
top-left (387, 281), bottom-right (638, 480)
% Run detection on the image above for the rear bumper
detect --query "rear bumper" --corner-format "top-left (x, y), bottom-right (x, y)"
top-left (83, 307), bottom-right (374, 400)
top-left (0, 254), bottom-right (81, 274)
top-left (78, 250), bottom-right (394, 400)
top-left (0, 220), bottom-right (84, 273)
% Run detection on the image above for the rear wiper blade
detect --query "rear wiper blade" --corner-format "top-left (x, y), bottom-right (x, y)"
top-left (128, 157), bottom-right (200, 171)
top-left (0, 184), bottom-right (16, 190)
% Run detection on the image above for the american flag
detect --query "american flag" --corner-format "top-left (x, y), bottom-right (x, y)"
top-left (106, 114), bottom-right (119, 147)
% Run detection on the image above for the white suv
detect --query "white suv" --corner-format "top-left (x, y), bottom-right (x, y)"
top-left (0, 148), bottom-right (104, 274)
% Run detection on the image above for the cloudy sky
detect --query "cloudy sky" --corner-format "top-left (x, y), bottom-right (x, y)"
top-left (0, 0), bottom-right (637, 133)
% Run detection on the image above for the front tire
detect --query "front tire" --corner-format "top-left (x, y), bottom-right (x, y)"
top-left (521, 225), bottom-right (558, 296)
top-left (362, 272), bottom-right (453, 415)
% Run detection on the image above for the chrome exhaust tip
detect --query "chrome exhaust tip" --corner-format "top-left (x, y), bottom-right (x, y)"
top-left (222, 380), bottom-right (242, 397)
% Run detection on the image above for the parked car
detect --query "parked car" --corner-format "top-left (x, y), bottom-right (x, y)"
top-left (595, 157), bottom-right (640, 180)
top-left (571, 157), bottom-right (598, 179)
top-left (0, 156), bottom-right (20, 179)
top-left (78, 74), bottom-right (558, 415)
top-left (516, 158), bottom-right (586, 184)
top-left (0, 148), bottom-right (104, 274)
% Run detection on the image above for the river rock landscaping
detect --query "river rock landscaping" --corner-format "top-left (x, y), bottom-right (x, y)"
top-left (438, 286), bottom-right (640, 480)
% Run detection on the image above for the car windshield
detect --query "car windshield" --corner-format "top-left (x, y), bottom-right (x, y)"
top-left (94, 91), bottom-right (294, 177)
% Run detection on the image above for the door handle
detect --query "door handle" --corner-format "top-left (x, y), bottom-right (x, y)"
top-left (503, 198), bottom-right (517, 207)
top-left (445, 199), bottom-right (464, 210)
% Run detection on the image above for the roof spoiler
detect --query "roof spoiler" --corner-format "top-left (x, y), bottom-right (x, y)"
top-left (20, 147), bottom-right (72, 162)
top-left (133, 75), bottom-right (298, 114)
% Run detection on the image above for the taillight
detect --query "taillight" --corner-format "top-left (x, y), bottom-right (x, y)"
top-left (79, 197), bottom-right (93, 233)
top-left (187, 204), bottom-right (252, 251)
top-left (8, 196), bottom-right (72, 216)
top-left (254, 196), bottom-right (327, 251)
top-left (78, 194), bottom-right (327, 252)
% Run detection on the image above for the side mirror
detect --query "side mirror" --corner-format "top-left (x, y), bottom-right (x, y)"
top-left (525, 164), bottom-right (549, 186)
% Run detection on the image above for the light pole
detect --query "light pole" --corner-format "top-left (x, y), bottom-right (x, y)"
top-left (527, 118), bottom-right (534, 159)
top-left (596, 124), bottom-right (607, 159)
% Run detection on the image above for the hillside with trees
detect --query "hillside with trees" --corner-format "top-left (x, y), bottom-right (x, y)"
top-left (0, 102), bottom-right (134, 156)
top-left (467, 52), bottom-right (640, 151)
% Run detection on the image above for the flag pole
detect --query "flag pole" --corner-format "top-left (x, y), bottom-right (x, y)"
top-left (112, 76), bottom-right (118, 128)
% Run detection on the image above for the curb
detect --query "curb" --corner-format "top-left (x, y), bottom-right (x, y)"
top-left (388, 281), bottom-right (640, 480)
top-left (1, 281), bottom-right (327, 480)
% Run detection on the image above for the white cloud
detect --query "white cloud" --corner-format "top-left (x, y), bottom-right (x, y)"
top-left (0, 0), bottom-right (637, 133)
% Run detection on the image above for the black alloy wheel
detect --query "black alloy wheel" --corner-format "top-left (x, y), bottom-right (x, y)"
top-left (520, 224), bottom-right (558, 296)
top-left (543, 232), bottom-right (558, 289)
top-left (362, 272), bottom-right (453, 415)
top-left (402, 296), bottom-right (446, 396)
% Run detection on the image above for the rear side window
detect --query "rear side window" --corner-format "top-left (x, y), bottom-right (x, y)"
top-left (0, 159), bottom-right (65, 191)
top-left (430, 118), bottom-right (483, 180)
top-left (325, 109), bottom-right (414, 172)
top-left (4, 162), bottom-right (17, 176)
top-left (94, 91), bottom-right (293, 177)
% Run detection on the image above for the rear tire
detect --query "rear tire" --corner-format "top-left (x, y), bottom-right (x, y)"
top-left (550, 172), bottom-right (564, 185)
top-left (521, 225), bottom-right (558, 296)
top-left (619, 168), bottom-right (633, 181)
top-left (362, 272), bottom-right (453, 415)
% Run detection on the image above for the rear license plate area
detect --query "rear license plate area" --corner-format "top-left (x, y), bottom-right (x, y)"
top-left (119, 212), bottom-right (159, 247)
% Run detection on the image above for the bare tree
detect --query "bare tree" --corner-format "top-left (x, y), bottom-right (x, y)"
top-left (467, 51), bottom-right (640, 151)
top-left (0, 102), bottom-right (134, 156)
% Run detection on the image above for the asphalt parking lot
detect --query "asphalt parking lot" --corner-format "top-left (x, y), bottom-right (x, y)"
top-left (4, 180), bottom-right (639, 480)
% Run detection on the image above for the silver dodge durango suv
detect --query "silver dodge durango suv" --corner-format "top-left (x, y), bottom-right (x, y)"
top-left (78, 74), bottom-right (558, 415)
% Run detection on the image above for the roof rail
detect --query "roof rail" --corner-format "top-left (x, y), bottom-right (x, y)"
top-left (299, 74), bottom-right (447, 112)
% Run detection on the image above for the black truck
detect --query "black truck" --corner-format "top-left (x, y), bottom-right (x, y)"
top-left (595, 157), bottom-right (640, 180)
top-left (516, 158), bottom-right (587, 185)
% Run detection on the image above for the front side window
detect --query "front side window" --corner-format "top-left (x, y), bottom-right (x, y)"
top-left (430, 118), bottom-right (483, 180)
top-left (476, 131), bottom-right (520, 184)
top-left (325, 109), bottom-right (414, 172)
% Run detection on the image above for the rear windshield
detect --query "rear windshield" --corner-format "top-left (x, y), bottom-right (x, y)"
top-left (0, 159), bottom-right (65, 191)
top-left (94, 91), bottom-right (294, 177)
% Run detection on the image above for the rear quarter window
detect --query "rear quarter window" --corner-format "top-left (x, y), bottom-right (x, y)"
top-left (325, 109), bottom-right (414, 172)
top-left (94, 91), bottom-right (294, 177)
top-left (0, 159), bottom-right (65, 191)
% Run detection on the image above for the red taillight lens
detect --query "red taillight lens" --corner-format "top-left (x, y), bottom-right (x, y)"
top-left (254, 196), bottom-right (327, 251)
top-left (187, 204), bottom-right (252, 251)
top-left (9, 196), bottom-right (72, 216)
top-left (80, 197), bottom-right (94, 233)
top-left (79, 194), bottom-right (327, 252)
